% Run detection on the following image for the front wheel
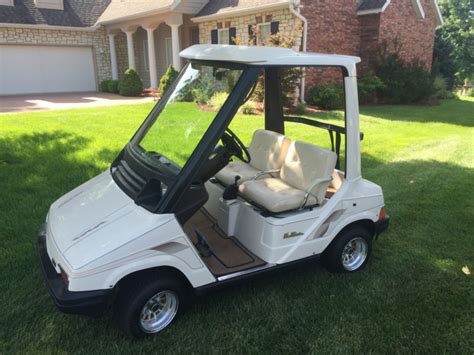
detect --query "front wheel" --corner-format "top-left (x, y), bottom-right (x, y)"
top-left (114, 275), bottom-right (192, 338)
top-left (323, 226), bottom-right (372, 273)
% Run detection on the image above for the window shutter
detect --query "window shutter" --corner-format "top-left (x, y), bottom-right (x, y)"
top-left (248, 24), bottom-right (256, 45)
top-left (229, 27), bottom-right (236, 45)
top-left (270, 21), bottom-right (279, 35)
top-left (211, 29), bottom-right (218, 44)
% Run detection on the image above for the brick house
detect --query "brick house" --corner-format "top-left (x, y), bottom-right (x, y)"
top-left (0, 0), bottom-right (442, 96)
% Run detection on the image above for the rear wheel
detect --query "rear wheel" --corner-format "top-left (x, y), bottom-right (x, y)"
top-left (323, 226), bottom-right (372, 273)
top-left (114, 274), bottom-right (192, 338)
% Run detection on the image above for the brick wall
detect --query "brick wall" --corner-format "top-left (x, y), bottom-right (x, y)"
top-left (377, 0), bottom-right (437, 70)
top-left (198, 8), bottom-right (303, 51)
top-left (299, 0), bottom-right (360, 88)
top-left (358, 13), bottom-right (381, 72)
top-left (0, 26), bottom-right (112, 84)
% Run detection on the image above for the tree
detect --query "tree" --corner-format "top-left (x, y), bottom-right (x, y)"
top-left (433, 0), bottom-right (474, 87)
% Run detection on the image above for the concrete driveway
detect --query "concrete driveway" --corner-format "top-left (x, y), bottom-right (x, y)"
top-left (0, 92), bottom-right (155, 114)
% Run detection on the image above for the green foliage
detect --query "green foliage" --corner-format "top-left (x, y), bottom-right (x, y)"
top-left (294, 102), bottom-right (307, 115)
top-left (192, 76), bottom-right (214, 104)
top-left (306, 84), bottom-right (344, 110)
top-left (432, 75), bottom-right (456, 99)
top-left (107, 80), bottom-right (120, 94)
top-left (99, 80), bottom-right (111, 92)
top-left (209, 91), bottom-right (228, 111)
top-left (466, 87), bottom-right (474, 97)
top-left (376, 50), bottom-right (435, 104)
top-left (119, 68), bottom-right (143, 97)
top-left (433, 0), bottom-right (474, 86)
top-left (226, 72), bottom-right (236, 93)
top-left (239, 100), bottom-right (257, 114)
top-left (357, 72), bottom-right (385, 104)
top-left (159, 65), bottom-right (179, 95)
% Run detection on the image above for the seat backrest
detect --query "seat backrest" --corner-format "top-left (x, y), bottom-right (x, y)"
top-left (280, 141), bottom-right (337, 203)
top-left (248, 129), bottom-right (291, 172)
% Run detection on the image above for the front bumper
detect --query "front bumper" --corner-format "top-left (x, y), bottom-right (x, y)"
top-left (37, 224), bottom-right (112, 316)
top-left (375, 215), bottom-right (390, 237)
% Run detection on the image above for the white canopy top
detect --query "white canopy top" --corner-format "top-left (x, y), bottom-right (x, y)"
top-left (180, 45), bottom-right (361, 76)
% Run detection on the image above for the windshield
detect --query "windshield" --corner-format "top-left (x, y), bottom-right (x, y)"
top-left (131, 63), bottom-right (244, 174)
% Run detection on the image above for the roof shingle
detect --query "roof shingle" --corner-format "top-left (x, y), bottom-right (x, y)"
top-left (0, 0), bottom-right (111, 27)
top-left (197, 0), bottom-right (290, 17)
top-left (357, 0), bottom-right (389, 12)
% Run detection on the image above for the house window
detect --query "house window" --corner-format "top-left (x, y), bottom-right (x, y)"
top-left (190, 27), bottom-right (200, 45)
top-left (34, 0), bottom-right (64, 10)
top-left (218, 29), bottom-right (230, 45)
top-left (165, 37), bottom-right (173, 68)
top-left (143, 40), bottom-right (149, 71)
top-left (257, 23), bottom-right (271, 45)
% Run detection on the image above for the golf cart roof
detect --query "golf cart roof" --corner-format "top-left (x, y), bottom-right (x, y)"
top-left (180, 45), bottom-right (360, 75)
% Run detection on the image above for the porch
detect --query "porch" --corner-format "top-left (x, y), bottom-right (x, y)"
top-left (105, 13), bottom-right (199, 90)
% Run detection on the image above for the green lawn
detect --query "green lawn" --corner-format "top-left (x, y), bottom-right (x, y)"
top-left (1, 98), bottom-right (473, 353)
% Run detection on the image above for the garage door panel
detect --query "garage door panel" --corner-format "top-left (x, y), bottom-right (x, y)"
top-left (0, 45), bottom-right (96, 95)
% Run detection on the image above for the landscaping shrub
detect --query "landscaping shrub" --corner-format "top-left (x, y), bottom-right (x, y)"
top-left (99, 80), bottom-right (111, 92)
top-left (159, 65), bottom-right (179, 95)
top-left (209, 91), bottom-right (228, 111)
top-left (358, 72), bottom-right (385, 104)
top-left (192, 76), bottom-right (214, 104)
top-left (375, 51), bottom-right (435, 104)
top-left (306, 84), bottom-right (344, 110)
top-left (239, 100), bottom-right (257, 115)
top-left (119, 68), bottom-right (143, 97)
top-left (107, 80), bottom-right (120, 94)
top-left (294, 102), bottom-right (307, 115)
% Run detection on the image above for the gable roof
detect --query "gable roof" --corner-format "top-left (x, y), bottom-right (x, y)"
top-left (196, 0), bottom-right (291, 17)
top-left (357, 0), bottom-right (443, 25)
top-left (0, 0), bottom-right (110, 27)
top-left (96, 0), bottom-right (177, 25)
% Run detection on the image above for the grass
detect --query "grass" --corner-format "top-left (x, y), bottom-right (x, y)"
top-left (0, 97), bottom-right (473, 353)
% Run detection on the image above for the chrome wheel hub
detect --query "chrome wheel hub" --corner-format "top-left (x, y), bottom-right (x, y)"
top-left (341, 237), bottom-right (368, 271)
top-left (139, 290), bottom-right (179, 333)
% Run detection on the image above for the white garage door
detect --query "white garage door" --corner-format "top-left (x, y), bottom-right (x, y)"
top-left (0, 45), bottom-right (96, 95)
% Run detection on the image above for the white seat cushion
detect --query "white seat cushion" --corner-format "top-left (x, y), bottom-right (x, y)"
top-left (239, 178), bottom-right (317, 213)
top-left (248, 129), bottom-right (291, 172)
top-left (215, 162), bottom-right (260, 186)
top-left (215, 129), bottom-right (291, 185)
top-left (239, 141), bottom-right (337, 213)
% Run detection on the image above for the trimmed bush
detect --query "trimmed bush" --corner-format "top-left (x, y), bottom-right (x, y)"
top-left (209, 91), bottom-right (228, 111)
top-left (159, 65), bottom-right (179, 95)
top-left (107, 80), bottom-right (120, 94)
top-left (375, 52), bottom-right (434, 104)
top-left (307, 84), bottom-right (344, 110)
top-left (119, 68), bottom-right (143, 97)
top-left (99, 80), bottom-right (111, 92)
top-left (239, 100), bottom-right (257, 115)
top-left (294, 102), bottom-right (307, 115)
top-left (358, 72), bottom-right (385, 104)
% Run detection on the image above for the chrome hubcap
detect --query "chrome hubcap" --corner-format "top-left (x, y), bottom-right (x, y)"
top-left (341, 237), bottom-right (368, 271)
top-left (139, 290), bottom-right (178, 333)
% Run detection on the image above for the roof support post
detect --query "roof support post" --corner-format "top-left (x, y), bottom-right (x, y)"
top-left (344, 73), bottom-right (361, 181)
top-left (107, 32), bottom-right (119, 80)
top-left (145, 26), bottom-right (158, 89)
top-left (170, 24), bottom-right (182, 70)
top-left (264, 67), bottom-right (284, 134)
top-left (123, 27), bottom-right (138, 69)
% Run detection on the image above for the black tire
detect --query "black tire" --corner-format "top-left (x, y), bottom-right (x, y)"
top-left (113, 273), bottom-right (193, 338)
top-left (323, 225), bottom-right (372, 273)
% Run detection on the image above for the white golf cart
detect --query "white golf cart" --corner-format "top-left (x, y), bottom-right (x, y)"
top-left (38, 45), bottom-right (389, 338)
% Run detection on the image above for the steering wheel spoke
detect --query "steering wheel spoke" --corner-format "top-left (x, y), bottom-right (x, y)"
top-left (221, 129), bottom-right (251, 163)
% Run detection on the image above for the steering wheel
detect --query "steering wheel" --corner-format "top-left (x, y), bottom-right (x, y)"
top-left (220, 128), bottom-right (251, 163)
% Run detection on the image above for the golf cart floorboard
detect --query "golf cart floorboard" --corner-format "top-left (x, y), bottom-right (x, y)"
top-left (184, 209), bottom-right (266, 276)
